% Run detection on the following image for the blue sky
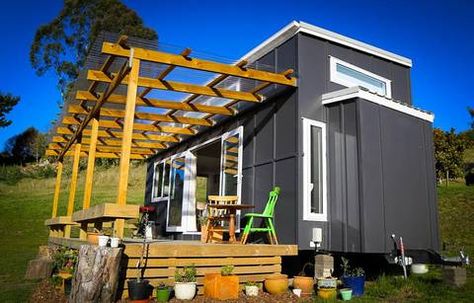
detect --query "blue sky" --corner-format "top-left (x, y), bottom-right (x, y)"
top-left (0, 0), bottom-right (473, 148)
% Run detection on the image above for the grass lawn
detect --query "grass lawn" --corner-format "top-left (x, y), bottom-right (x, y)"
top-left (0, 164), bottom-right (146, 302)
top-left (0, 163), bottom-right (473, 302)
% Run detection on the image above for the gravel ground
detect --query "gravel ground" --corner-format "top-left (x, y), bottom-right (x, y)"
top-left (168, 292), bottom-right (311, 303)
top-left (31, 281), bottom-right (312, 303)
top-left (28, 280), bottom-right (68, 303)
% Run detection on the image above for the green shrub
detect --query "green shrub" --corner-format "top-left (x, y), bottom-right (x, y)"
top-left (175, 265), bottom-right (197, 283)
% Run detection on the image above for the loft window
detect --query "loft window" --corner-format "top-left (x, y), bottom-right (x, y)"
top-left (330, 56), bottom-right (392, 98)
top-left (302, 118), bottom-right (327, 221)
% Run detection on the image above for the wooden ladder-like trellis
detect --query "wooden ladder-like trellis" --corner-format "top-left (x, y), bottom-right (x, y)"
top-left (44, 35), bottom-right (297, 240)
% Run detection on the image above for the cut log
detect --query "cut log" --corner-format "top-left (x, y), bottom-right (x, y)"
top-left (25, 257), bottom-right (53, 280)
top-left (70, 245), bottom-right (123, 303)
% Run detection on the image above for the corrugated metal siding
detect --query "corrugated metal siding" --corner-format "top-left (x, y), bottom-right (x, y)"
top-left (296, 32), bottom-right (417, 251)
top-left (144, 37), bottom-right (299, 244)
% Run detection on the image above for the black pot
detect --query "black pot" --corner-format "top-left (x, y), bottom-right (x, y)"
top-left (128, 279), bottom-right (151, 300)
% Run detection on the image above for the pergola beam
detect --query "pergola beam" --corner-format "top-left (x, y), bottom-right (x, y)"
top-left (58, 60), bottom-right (132, 160)
top-left (88, 70), bottom-right (263, 103)
top-left (56, 126), bottom-right (174, 145)
top-left (76, 91), bottom-right (235, 116)
top-left (46, 149), bottom-right (146, 160)
top-left (62, 116), bottom-right (195, 136)
top-left (68, 104), bottom-right (213, 127)
top-left (49, 143), bottom-right (156, 155)
top-left (101, 42), bottom-right (297, 86)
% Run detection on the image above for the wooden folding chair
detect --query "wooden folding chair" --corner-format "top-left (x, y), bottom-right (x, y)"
top-left (205, 195), bottom-right (238, 243)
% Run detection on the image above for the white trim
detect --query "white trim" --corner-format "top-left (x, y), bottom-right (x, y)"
top-left (321, 87), bottom-right (435, 122)
top-left (329, 56), bottom-right (392, 98)
top-left (219, 126), bottom-right (244, 232)
top-left (242, 21), bottom-right (412, 67)
top-left (302, 118), bottom-right (328, 222)
top-left (151, 159), bottom-right (171, 203)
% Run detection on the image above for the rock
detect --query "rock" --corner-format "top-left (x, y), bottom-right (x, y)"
top-left (25, 257), bottom-right (53, 280)
top-left (443, 266), bottom-right (467, 287)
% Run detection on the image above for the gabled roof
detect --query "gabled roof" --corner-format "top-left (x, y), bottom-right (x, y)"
top-left (242, 21), bottom-right (413, 67)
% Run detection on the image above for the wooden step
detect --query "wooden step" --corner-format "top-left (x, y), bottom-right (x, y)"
top-left (45, 216), bottom-right (78, 227)
top-left (72, 203), bottom-right (139, 223)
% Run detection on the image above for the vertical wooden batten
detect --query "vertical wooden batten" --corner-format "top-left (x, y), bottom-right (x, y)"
top-left (80, 117), bottom-right (99, 240)
top-left (65, 141), bottom-right (82, 238)
top-left (115, 54), bottom-right (140, 238)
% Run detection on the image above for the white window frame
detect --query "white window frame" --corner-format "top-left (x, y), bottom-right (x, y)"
top-left (329, 56), bottom-right (392, 98)
top-left (166, 151), bottom-right (192, 232)
top-left (302, 118), bottom-right (328, 222)
top-left (151, 158), bottom-right (172, 203)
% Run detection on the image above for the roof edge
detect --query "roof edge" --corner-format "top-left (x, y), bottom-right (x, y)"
top-left (241, 21), bottom-right (413, 68)
top-left (321, 87), bottom-right (434, 122)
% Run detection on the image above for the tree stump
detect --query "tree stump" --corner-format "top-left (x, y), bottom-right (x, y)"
top-left (70, 245), bottom-right (123, 303)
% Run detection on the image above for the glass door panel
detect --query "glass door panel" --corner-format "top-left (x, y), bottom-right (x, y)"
top-left (167, 156), bottom-right (186, 229)
top-left (220, 132), bottom-right (240, 196)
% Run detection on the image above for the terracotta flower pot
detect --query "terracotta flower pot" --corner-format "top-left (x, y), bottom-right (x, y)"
top-left (293, 276), bottom-right (314, 296)
top-left (204, 273), bottom-right (239, 300)
top-left (87, 232), bottom-right (99, 245)
top-left (264, 274), bottom-right (288, 294)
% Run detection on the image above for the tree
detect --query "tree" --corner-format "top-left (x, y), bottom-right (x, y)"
top-left (3, 127), bottom-right (47, 165)
top-left (468, 106), bottom-right (474, 129)
top-left (433, 128), bottom-right (468, 185)
top-left (30, 0), bottom-right (157, 99)
top-left (0, 92), bottom-right (20, 128)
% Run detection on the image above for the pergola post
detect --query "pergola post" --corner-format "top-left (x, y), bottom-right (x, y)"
top-left (115, 54), bottom-right (140, 238)
top-left (51, 161), bottom-right (63, 218)
top-left (64, 140), bottom-right (82, 238)
top-left (79, 117), bottom-right (99, 240)
top-left (50, 161), bottom-right (63, 237)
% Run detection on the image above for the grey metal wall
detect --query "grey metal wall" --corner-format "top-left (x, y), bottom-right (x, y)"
top-left (296, 32), bottom-right (419, 251)
top-left (323, 98), bottom-right (439, 254)
top-left (143, 30), bottom-right (438, 254)
top-left (144, 37), bottom-right (299, 244)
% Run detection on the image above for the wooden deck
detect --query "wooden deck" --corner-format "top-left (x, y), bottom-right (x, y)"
top-left (48, 237), bottom-right (298, 296)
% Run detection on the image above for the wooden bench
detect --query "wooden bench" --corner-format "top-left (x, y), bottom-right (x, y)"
top-left (71, 203), bottom-right (139, 239)
top-left (45, 216), bottom-right (78, 238)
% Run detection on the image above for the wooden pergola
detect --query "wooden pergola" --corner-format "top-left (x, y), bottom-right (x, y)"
top-left (45, 35), bottom-right (297, 239)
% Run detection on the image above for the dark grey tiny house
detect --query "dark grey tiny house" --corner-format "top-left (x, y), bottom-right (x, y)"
top-left (144, 21), bottom-right (439, 261)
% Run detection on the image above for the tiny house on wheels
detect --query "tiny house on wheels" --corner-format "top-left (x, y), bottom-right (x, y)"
top-left (44, 21), bottom-right (455, 291)
top-left (143, 21), bottom-right (440, 261)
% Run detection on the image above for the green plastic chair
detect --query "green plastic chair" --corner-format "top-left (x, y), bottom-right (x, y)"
top-left (240, 186), bottom-right (280, 244)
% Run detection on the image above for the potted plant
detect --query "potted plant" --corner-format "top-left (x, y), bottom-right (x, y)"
top-left (87, 228), bottom-right (100, 245)
top-left (339, 288), bottom-right (353, 301)
top-left (245, 281), bottom-right (259, 296)
top-left (128, 239), bottom-right (151, 301)
top-left (264, 273), bottom-right (288, 294)
top-left (204, 265), bottom-right (239, 300)
top-left (340, 257), bottom-right (365, 297)
top-left (174, 265), bottom-right (197, 300)
top-left (293, 262), bottom-right (314, 296)
top-left (198, 216), bottom-right (208, 243)
top-left (318, 285), bottom-right (337, 300)
top-left (156, 282), bottom-right (171, 302)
